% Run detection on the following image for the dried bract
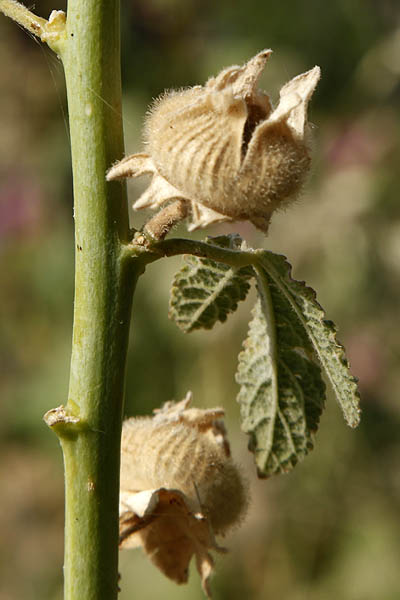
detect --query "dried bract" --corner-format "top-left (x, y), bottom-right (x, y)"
top-left (119, 392), bottom-right (248, 596)
top-left (107, 50), bottom-right (320, 236)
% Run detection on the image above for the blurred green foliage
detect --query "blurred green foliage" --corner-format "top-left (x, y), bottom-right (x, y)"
top-left (1, 1), bottom-right (400, 598)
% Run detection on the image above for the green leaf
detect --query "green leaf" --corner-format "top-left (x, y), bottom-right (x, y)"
top-left (257, 251), bottom-right (361, 428)
top-left (236, 267), bottom-right (326, 477)
top-left (167, 234), bottom-right (360, 477)
top-left (169, 235), bottom-right (253, 333)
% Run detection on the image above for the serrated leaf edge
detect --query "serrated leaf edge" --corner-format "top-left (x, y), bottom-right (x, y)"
top-left (236, 267), bottom-right (280, 473)
top-left (170, 259), bottom-right (247, 332)
top-left (255, 253), bottom-right (361, 428)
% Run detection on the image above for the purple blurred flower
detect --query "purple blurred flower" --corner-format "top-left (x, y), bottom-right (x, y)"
top-left (0, 173), bottom-right (44, 241)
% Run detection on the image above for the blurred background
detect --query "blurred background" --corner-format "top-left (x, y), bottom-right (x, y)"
top-left (1, 0), bottom-right (400, 598)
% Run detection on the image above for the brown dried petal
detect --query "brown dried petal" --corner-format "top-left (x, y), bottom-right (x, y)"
top-left (119, 488), bottom-right (225, 597)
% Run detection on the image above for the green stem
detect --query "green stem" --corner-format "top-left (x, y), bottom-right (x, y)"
top-left (43, 2), bottom-right (139, 598)
top-left (1, 5), bottom-right (280, 596)
top-left (126, 236), bottom-right (261, 269)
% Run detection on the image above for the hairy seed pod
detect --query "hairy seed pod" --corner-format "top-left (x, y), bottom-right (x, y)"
top-left (120, 393), bottom-right (247, 535)
top-left (107, 50), bottom-right (320, 236)
top-left (119, 394), bottom-right (248, 596)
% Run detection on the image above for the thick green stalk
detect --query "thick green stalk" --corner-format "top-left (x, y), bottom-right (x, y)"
top-left (0, 1), bottom-right (141, 596)
top-left (46, 2), bottom-right (138, 598)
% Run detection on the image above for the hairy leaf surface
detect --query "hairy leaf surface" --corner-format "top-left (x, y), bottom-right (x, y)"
top-left (236, 267), bottom-right (326, 477)
top-left (169, 235), bottom-right (253, 332)
top-left (257, 251), bottom-right (361, 428)
top-left (168, 234), bottom-right (360, 477)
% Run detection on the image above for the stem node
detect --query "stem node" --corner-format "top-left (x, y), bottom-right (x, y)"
top-left (43, 405), bottom-right (83, 439)
top-left (0, 2), bottom-right (67, 53)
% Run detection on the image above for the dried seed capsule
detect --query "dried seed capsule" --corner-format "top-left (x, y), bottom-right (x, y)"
top-left (120, 393), bottom-right (247, 534)
top-left (107, 50), bottom-right (320, 236)
top-left (119, 393), bottom-right (249, 596)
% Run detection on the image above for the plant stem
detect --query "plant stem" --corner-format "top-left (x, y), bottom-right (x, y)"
top-left (0, 0), bottom-right (48, 35)
top-left (127, 236), bottom-right (261, 269)
top-left (43, 1), bottom-right (139, 598)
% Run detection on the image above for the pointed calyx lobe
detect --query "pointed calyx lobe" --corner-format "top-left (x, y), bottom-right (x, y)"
top-left (107, 50), bottom-right (320, 235)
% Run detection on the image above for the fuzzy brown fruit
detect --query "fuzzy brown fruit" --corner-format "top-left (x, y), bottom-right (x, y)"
top-left (107, 50), bottom-right (320, 236)
top-left (119, 393), bottom-right (248, 596)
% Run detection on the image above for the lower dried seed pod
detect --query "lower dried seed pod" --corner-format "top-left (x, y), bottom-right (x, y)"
top-left (119, 392), bottom-right (248, 596)
top-left (107, 50), bottom-right (320, 236)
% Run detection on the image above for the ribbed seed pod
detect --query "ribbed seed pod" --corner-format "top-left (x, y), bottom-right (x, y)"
top-left (107, 50), bottom-right (320, 236)
top-left (120, 394), bottom-right (247, 535)
top-left (119, 394), bottom-right (249, 597)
